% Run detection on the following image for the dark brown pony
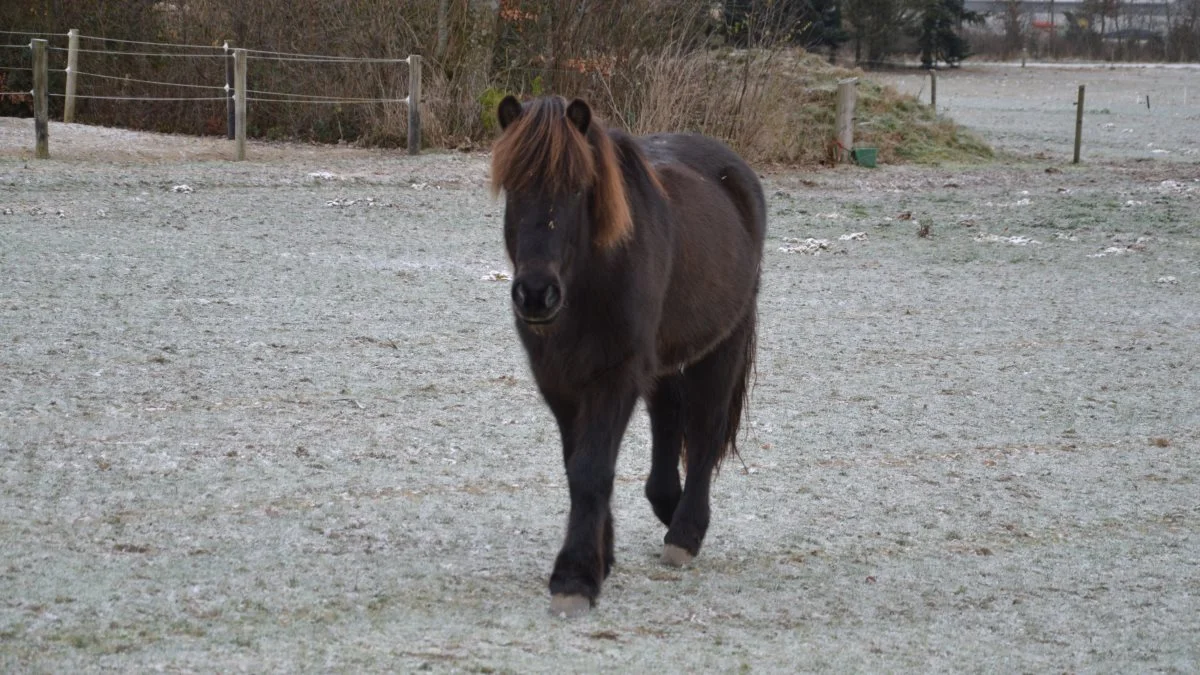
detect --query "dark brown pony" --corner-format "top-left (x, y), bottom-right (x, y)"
top-left (491, 95), bottom-right (765, 616)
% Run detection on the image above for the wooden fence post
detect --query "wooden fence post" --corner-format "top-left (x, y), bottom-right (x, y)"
top-left (1073, 84), bottom-right (1085, 164)
top-left (835, 78), bottom-right (857, 164)
top-left (225, 42), bottom-right (235, 140)
top-left (32, 39), bottom-right (49, 159)
top-left (235, 48), bottom-right (247, 161)
top-left (407, 54), bottom-right (422, 155)
top-left (930, 69), bottom-right (937, 110)
top-left (64, 29), bottom-right (79, 123)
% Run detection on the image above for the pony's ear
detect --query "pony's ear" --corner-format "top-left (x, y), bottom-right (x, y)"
top-left (566, 99), bottom-right (591, 135)
top-left (497, 95), bottom-right (523, 130)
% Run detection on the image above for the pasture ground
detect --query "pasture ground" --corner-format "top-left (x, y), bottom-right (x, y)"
top-left (1, 65), bottom-right (1198, 672)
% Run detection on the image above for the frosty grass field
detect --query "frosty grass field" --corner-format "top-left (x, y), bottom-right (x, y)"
top-left (1, 64), bottom-right (1197, 672)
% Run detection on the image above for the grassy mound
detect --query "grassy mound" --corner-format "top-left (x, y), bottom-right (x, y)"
top-left (607, 49), bottom-right (992, 166)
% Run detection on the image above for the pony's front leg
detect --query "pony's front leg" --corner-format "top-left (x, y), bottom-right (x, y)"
top-left (548, 386), bottom-right (638, 617)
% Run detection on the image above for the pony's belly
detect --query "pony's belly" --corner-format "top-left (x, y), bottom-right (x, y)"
top-left (655, 311), bottom-right (744, 374)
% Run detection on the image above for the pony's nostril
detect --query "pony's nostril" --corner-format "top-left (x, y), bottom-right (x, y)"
top-left (512, 276), bottom-right (561, 321)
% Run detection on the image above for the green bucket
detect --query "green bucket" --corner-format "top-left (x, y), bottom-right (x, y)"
top-left (852, 147), bottom-right (878, 168)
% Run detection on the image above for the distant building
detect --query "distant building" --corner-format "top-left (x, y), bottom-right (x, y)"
top-left (964, 0), bottom-right (1176, 37)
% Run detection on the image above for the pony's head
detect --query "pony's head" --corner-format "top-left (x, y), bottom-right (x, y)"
top-left (490, 95), bottom-right (631, 326)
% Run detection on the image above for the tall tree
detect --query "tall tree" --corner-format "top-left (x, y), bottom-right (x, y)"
top-left (916, 0), bottom-right (980, 67)
top-left (844, 0), bottom-right (909, 64)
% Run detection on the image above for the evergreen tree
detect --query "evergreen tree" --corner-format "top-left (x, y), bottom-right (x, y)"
top-left (916, 0), bottom-right (981, 67)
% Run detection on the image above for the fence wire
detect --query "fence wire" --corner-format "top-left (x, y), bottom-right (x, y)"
top-left (244, 51), bottom-right (408, 64)
top-left (248, 96), bottom-right (408, 104)
top-left (72, 70), bottom-right (227, 91)
top-left (76, 33), bottom-right (224, 51)
top-left (0, 30), bottom-right (64, 36)
top-left (48, 93), bottom-right (228, 101)
top-left (49, 46), bottom-right (226, 59)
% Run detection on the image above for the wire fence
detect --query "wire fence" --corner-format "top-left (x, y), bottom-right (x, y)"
top-left (4, 28), bottom-right (424, 158)
top-left (6, 30), bottom-right (600, 108)
top-left (11, 32), bottom-right (414, 105)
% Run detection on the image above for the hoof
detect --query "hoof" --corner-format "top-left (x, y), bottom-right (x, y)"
top-left (661, 544), bottom-right (695, 567)
top-left (549, 594), bottom-right (592, 618)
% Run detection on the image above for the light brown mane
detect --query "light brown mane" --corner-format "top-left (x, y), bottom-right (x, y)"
top-left (491, 97), bottom-right (632, 249)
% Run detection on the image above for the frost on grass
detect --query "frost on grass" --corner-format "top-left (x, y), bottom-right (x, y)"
top-left (780, 233), bottom-right (866, 254)
top-left (326, 197), bottom-right (377, 208)
top-left (171, 184), bottom-right (194, 193)
top-left (975, 233), bottom-right (1041, 246)
top-left (482, 270), bottom-right (511, 281)
top-left (1154, 179), bottom-right (1198, 194)
top-left (779, 237), bottom-right (830, 254)
top-left (1088, 237), bottom-right (1149, 258)
top-left (984, 192), bottom-right (1032, 208)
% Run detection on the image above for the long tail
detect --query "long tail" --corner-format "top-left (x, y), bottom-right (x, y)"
top-left (722, 307), bottom-right (757, 469)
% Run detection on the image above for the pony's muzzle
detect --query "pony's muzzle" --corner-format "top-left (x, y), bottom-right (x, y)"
top-left (511, 274), bottom-right (563, 324)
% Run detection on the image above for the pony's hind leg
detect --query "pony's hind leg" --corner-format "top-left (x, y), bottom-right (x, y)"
top-left (662, 313), bottom-right (754, 566)
top-left (645, 374), bottom-right (685, 527)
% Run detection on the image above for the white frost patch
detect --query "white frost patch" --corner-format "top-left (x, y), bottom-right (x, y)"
top-left (839, 232), bottom-right (868, 241)
top-left (482, 270), bottom-right (511, 281)
top-left (779, 237), bottom-right (830, 254)
top-left (326, 197), bottom-right (376, 208)
top-left (1054, 232), bottom-right (1078, 241)
top-left (1156, 180), bottom-right (1196, 194)
top-left (1123, 200), bottom-right (1146, 207)
top-left (976, 233), bottom-right (1041, 246)
top-left (307, 171), bottom-right (338, 181)
top-left (1088, 237), bottom-right (1149, 257)
top-left (1155, 276), bottom-right (1178, 285)
top-left (171, 184), bottom-right (194, 193)
top-left (1151, 149), bottom-right (1171, 154)
top-left (983, 198), bottom-right (1031, 207)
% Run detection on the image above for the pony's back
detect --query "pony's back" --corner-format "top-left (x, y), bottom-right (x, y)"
top-left (637, 133), bottom-right (767, 246)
